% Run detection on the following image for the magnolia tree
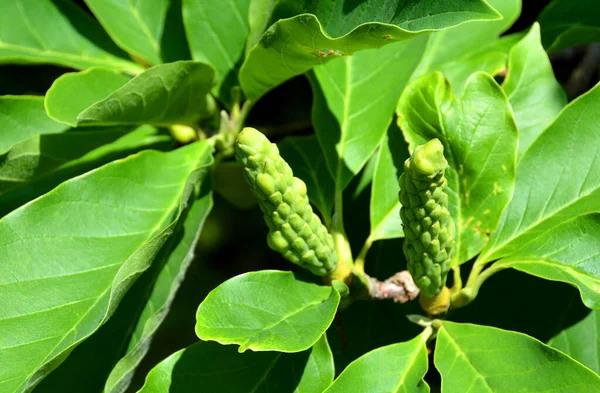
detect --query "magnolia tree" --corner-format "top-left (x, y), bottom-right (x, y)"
top-left (1, 0), bottom-right (599, 392)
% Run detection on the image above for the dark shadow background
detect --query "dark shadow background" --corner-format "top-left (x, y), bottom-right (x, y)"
top-left (3, 1), bottom-right (597, 392)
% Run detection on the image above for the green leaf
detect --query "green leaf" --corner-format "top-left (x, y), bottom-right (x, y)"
top-left (0, 125), bottom-right (173, 217)
top-left (324, 329), bottom-right (430, 393)
top-left (278, 135), bottom-right (334, 224)
top-left (310, 36), bottom-right (428, 192)
top-left (549, 309), bottom-right (600, 374)
top-left (138, 335), bottom-right (334, 393)
top-left (77, 61), bottom-right (215, 127)
top-left (502, 23), bottom-right (566, 159)
top-left (434, 51), bottom-right (507, 96)
top-left (479, 82), bottom-right (600, 263)
top-left (538, 0), bottom-right (600, 52)
top-left (246, 0), bottom-right (276, 55)
top-left (84, 0), bottom-right (168, 65)
top-left (397, 72), bottom-right (518, 264)
top-left (0, 96), bottom-right (69, 154)
top-left (415, 0), bottom-right (520, 91)
top-left (8, 126), bottom-right (162, 215)
top-left (492, 214), bottom-right (600, 309)
top-left (105, 181), bottom-right (214, 393)
top-left (240, 2), bottom-right (500, 100)
top-left (45, 68), bottom-right (131, 127)
top-left (0, 0), bottom-right (142, 73)
top-left (368, 123), bottom-right (409, 243)
top-left (195, 270), bottom-right (340, 352)
top-left (266, 0), bottom-right (500, 37)
top-left (31, 167), bottom-right (212, 393)
top-left (435, 321), bottom-right (600, 392)
top-left (183, 0), bottom-right (250, 106)
top-left (0, 141), bottom-right (213, 393)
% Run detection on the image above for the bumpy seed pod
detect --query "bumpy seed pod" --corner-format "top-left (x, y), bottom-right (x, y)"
top-left (399, 139), bottom-right (455, 297)
top-left (235, 127), bottom-right (338, 276)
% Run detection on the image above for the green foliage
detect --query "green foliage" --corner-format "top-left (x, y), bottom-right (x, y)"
top-left (138, 335), bottom-right (334, 393)
top-left (1, 0), bottom-right (600, 392)
top-left (538, 0), bottom-right (600, 51)
top-left (435, 322), bottom-right (600, 392)
top-left (399, 139), bottom-right (455, 297)
top-left (195, 270), bottom-right (340, 352)
top-left (235, 128), bottom-right (337, 276)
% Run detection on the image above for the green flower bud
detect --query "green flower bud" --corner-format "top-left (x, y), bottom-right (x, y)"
top-left (235, 127), bottom-right (338, 276)
top-left (399, 139), bottom-right (455, 297)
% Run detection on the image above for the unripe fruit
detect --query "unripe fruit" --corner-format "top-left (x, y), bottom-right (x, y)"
top-left (235, 128), bottom-right (337, 276)
top-left (399, 139), bottom-right (455, 297)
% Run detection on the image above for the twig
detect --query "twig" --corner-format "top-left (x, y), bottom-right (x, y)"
top-left (366, 270), bottom-right (419, 303)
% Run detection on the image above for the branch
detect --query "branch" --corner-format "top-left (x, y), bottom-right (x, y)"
top-left (366, 271), bottom-right (419, 303)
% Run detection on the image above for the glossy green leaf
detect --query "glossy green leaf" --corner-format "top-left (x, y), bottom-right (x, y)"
top-left (415, 0), bottom-right (520, 91)
top-left (0, 125), bottom-right (172, 215)
top-left (435, 321), bottom-right (600, 392)
top-left (479, 82), bottom-right (600, 264)
top-left (549, 309), bottom-right (600, 374)
top-left (195, 270), bottom-right (340, 352)
top-left (138, 335), bottom-right (334, 393)
top-left (240, 2), bottom-right (500, 100)
top-left (32, 160), bottom-right (213, 393)
top-left (538, 0), bottom-right (600, 52)
top-left (0, 141), bottom-right (212, 393)
top-left (105, 181), bottom-right (214, 393)
top-left (84, 0), bottom-right (168, 65)
top-left (0, 0), bottom-right (142, 73)
top-left (265, 0), bottom-right (500, 37)
top-left (502, 23), bottom-right (566, 159)
top-left (45, 68), bottom-right (131, 127)
top-left (183, 0), bottom-right (250, 106)
top-left (77, 61), bottom-right (215, 127)
top-left (492, 214), bottom-right (600, 309)
top-left (324, 329), bottom-right (430, 393)
top-left (246, 0), bottom-right (275, 55)
top-left (368, 124), bottom-right (408, 243)
top-left (0, 96), bottom-right (69, 154)
top-left (434, 51), bottom-right (507, 96)
top-left (310, 36), bottom-right (428, 192)
top-left (278, 135), bottom-right (334, 224)
top-left (397, 72), bottom-right (518, 264)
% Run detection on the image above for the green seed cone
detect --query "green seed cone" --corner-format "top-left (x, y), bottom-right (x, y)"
top-left (235, 127), bottom-right (338, 276)
top-left (399, 139), bottom-right (455, 297)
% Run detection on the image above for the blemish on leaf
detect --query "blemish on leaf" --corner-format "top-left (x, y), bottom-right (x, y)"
top-left (501, 164), bottom-right (507, 172)
top-left (493, 183), bottom-right (502, 194)
top-left (483, 209), bottom-right (491, 215)
top-left (464, 191), bottom-right (470, 205)
top-left (384, 34), bottom-right (392, 40)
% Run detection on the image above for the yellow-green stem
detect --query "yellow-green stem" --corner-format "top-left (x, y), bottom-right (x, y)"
top-left (354, 234), bottom-right (373, 275)
top-left (329, 189), bottom-right (353, 283)
top-left (451, 262), bottom-right (507, 308)
top-left (450, 265), bottom-right (462, 294)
